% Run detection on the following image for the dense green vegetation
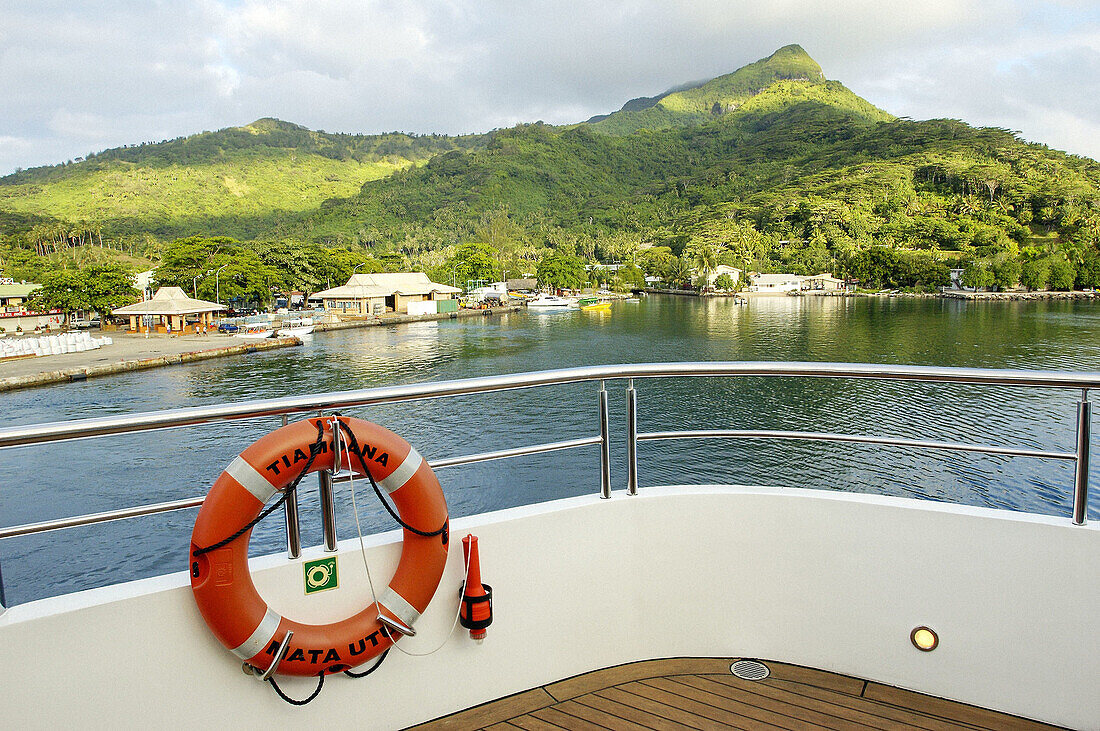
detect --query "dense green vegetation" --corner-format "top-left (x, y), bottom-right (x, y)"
top-left (28, 261), bottom-right (140, 316)
top-left (0, 118), bottom-right (486, 242)
top-left (4, 45), bottom-right (1100, 306)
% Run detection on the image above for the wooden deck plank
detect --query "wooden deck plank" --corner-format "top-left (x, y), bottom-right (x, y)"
top-left (705, 674), bottom-right (966, 731)
top-left (415, 658), bottom-right (1064, 731)
top-left (409, 688), bottom-right (557, 731)
top-left (757, 661), bottom-right (866, 696)
top-left (552, 699), bottom-right (656, 731)
top-left (761, 678), bottom-right (976, 731)
top-left (623, 679), bottom-right (789, 729)
top-left (530, 706), bottom-right (612, 731)
top-left (863, 682), bottom-right (1061, 731)
top-left (596, 686), bottom-right (719, 730)
top-left (673, 675), bottom-right (869, 730)
top-left (643, 676), bottom-right (826, 731)
top-left (572, 694), bottom-right (700, 731)
top-left (508, 716), bottom-right (567, 731)
top-left (545, 658), bottom-right (736, 702)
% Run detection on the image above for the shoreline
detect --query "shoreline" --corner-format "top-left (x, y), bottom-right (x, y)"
top-left (643, 287), bottom-right (1100, 301)
top-left (0, 335), bottom-right (302, 393)
top-left (0, 305), bottom-right (524, 394)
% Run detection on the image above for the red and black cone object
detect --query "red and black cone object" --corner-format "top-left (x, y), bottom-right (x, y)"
top-left (459, 534), bottom-right (492, 640)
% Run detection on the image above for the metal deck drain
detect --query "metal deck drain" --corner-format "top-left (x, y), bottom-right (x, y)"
top-left (730, 660), bottom-right (770, 681)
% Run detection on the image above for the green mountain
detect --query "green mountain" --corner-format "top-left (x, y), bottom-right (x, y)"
top-left (587, 44), bottom-right (892, 134)
top-left (0, 119), bottom-right (484, 240)
top-left (6, 45), bottom-right (1100, 294)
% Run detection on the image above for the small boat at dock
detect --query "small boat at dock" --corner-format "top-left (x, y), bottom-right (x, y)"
top-left (526, 295), bottom-right (577, 310)
top-left (579, 296), bottom-right (612, 312)
top-left (234, 323), bottom-right (274, 340)
top-left (277, 317), bottom-right (315, 337)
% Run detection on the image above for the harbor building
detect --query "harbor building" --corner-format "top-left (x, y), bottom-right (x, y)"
top-left (112, 287), bottom-right (225, 333)
top-left (706, 265), bottom-right (743, 288)
top-left (801, 273), bottom-right (845, 291)
top-left (748, 273), bottom-right (804, 293)
top-left (313, 273), bottom-right (461, 318)
top-left (0, 280), bottom-right (67, 333)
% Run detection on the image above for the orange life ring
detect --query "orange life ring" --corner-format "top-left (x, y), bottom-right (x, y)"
top-left (189, 416), bottom-right (449, 676)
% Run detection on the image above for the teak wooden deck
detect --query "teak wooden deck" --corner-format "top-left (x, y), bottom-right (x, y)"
top-left (411, 658), bottom-right (1063, 730)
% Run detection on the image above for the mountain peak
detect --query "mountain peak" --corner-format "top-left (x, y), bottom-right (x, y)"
top-left (242, 118), bottom-right (308, 134)
top-left (763, 44), bottom-right (822, 76)
top-left (587, 44), bottom-right (848, 133)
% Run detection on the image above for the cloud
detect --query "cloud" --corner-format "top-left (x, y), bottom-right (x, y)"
top-left (1, 0), bottom-right (1100, 173)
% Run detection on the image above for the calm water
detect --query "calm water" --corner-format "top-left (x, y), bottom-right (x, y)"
top-left (3, 295), bottom-right (1099, 604)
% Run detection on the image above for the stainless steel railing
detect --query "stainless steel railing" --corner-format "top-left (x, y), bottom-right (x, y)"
top-left (0, 362), bottom-right (1095, 609)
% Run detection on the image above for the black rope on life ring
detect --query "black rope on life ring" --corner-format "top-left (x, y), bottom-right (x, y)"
top-left (342, 648), bottom-right (389, 678)
top-left (336, 420), bottom-right (448, 539)
top-left (267, 672), bottom-right (324, 706)
top-left (193, 420), bottom-right (325, 556)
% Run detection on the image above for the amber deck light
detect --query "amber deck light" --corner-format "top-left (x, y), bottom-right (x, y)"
top-left (911, 626), bottom-right (938, 651)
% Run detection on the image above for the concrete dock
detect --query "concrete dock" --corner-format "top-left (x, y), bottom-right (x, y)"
top-left (0, 333), bottom-right (301, 392)
top-left (0, 305), bottom-right (524, 393)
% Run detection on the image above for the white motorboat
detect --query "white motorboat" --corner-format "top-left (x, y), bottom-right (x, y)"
top-left (0, 362), bottom-right (1097, 729)
top-left (277, 317), bottom-right (315, 337)
top-left (526, 295), bottom-right (577, 310)
top-left (234, 324), bottom-right (274, 340)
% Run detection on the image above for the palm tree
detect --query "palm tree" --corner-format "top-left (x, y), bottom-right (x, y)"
top-left (667, 257), bottom-right (692, 289)
top-left (690, 241), bottom-right (719, 290)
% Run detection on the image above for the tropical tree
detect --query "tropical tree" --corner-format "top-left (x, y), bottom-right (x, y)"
top-left (81, 262), bottom-right (140, 314)
top-left (638, 247), bottom-right (676, 277)
top-left (27, 269), bottom-right (87, 314)
top-left (666, 257), bottom-right (693, 288)
top-left (26, 263), bottom-right (139, 317)
top-left (961, 261), bottom-right (994, 291)
top-left (1074, 250), bottom-right (1100, 290)
top-left (615, 264), bottom-right (645, 291)
top-left (536, 250), bottom-right (585, 289)
top-left (1048, 257), bottom-right (1077, 291)
top-left (990, 257), bottom-right (1021, 291)
top-left (1019, 258), bottom-right (1050, 291)
top-left (443, 243), bottom-right (499, 288)
top-left (327, 249), bottom-right (383, 287)
top-left (687, 241), bottom-right (720, 289)
top-left (713, 273), bottom-right (737, 291)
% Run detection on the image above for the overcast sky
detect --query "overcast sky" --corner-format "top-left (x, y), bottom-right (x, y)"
top-left (2, 1), bottom-right (1100, 175)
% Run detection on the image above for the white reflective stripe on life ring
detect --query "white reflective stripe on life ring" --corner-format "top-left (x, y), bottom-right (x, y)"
top-left (225, 456), bottom-right (277, 504)
top-left (379, 586), bottom-right (421, 628)
top-left (231, 605), bottom-right (283, 660)
top-left (377, 448), bottom-right (423, 495)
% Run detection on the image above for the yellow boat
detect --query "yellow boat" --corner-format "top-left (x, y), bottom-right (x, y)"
top-left (581, 301), bottom-right (612, 312)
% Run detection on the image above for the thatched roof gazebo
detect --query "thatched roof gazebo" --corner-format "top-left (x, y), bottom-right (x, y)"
top-left (112, 287), bottom-right (226, 334)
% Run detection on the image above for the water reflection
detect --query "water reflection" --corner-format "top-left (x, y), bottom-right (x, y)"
top-left (1, 295), bottom-right (1098, 603)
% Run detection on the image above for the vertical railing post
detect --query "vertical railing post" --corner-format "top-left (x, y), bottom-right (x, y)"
top-left (0, 558), bottom-right (7, 615)
top-left (318, 411), bottom-right (338, 551)
top-left (626, 379), bottom-right (638, 496)
top-left (318, 471), bottom-right (338, 551)
top-left (281, 414), bottom-right (302, 559)
top-left (1073, 390), bottom-right (1090, 526)
top-left (599, 381), bottom-right (611, 499)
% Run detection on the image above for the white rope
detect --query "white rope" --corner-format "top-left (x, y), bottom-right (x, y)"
top-left (342, 416), bottom-right (471, 657)
top-left (385, 542), bottom-right (470, 657)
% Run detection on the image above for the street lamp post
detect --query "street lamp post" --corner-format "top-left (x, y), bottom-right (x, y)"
top-left (214, 264), bottom-right (229, 306)
top-left (192, 274), bottom-right (201, 297)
